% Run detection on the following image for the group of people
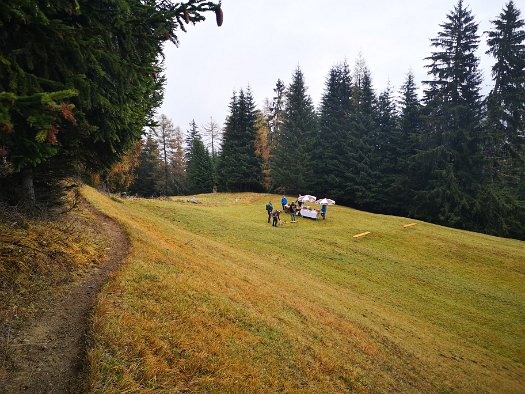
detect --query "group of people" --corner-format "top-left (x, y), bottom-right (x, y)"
top-left (265, 195), bottom-right (327, 227)
top-left (265, 201), bottom-right (281, 226)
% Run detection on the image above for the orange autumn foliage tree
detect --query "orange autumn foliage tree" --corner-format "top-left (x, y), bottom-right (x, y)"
top-left (102, 142), bottom-right (143, 193)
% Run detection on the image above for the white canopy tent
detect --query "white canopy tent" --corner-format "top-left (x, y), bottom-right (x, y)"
top-left (315, 198), bottom-right (335, 205)
top-left (298, 194), bottom-right (317, 203)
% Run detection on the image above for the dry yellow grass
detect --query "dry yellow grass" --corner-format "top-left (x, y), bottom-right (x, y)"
top-left (83, 187), bottom-right (525, 393)
top-left (0, 203), bottom-right (107, 378)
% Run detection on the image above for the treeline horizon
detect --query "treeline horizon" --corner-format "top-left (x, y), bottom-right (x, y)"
top-left (127, 0), bottom-right (525, 240)
top-left (0, 0), bottom-right (523, 240)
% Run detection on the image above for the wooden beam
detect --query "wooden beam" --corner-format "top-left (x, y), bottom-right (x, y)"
top-left (353, 231), bottom-right (371, 238)
top-left (403, 223), bottom-right (417, 228)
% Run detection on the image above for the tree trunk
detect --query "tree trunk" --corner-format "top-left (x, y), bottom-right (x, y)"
top-left (21, 168), bottom-right (36, 206)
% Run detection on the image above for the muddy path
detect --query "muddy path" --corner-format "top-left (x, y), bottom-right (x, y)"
top-left (1, 201), bottom-right (129, 393)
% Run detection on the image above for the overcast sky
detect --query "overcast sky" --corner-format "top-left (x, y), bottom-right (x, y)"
top-left (157, 0), bottom-right (511, 137)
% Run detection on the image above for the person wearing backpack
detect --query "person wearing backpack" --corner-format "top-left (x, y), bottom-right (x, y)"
top-left (265, 201), bottom-right (273, 223)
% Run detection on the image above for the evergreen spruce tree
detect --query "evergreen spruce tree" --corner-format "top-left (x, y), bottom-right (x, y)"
top-left (218, 88), bottom-right (262, 192)
top-left (351, 60), bottom-right (379, 210)
top-left (312, 62), bottom-right (355, 204)
top-left (486, 1), bottom-right (525, 177)
top-left (217, 93), bottom-right (238, 191)
top-left (129, 134), bottom-right (163, 197)
top-left (373, 83), bottom-right (399, 212)
top-left (185, 120), bottom-right (200, 161)
top-left (186, 130), bottom-right (213, 194)
top-left (481, 0), bottom-right (525, 238)
top-left (268, 79), bottom-right (287, 149)
top-left (414, 0), bottom-right (484, 230)
top-left (270, 67), bottom-right (318, 194)
top-left (394, 71), bottom-right (423, 216)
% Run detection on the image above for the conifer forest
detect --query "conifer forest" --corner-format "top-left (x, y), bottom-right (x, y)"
top-left (1, 0), bottom-right (524, 240)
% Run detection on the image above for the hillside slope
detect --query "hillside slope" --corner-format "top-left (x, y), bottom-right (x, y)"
top-left (83, 187), bottom-right (525, 393)
top-left (1, 200), bottom-right (129, 392)
top-left (1, 201), bottom-right (107, 380)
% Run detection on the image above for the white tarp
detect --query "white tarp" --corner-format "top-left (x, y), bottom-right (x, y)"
top-left (300, 209), bottom-right (319, 219)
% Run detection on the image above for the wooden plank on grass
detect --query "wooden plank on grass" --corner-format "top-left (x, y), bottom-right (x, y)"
top-left (353, 231), bottom-right (371, 238)
top-left (403, 223), bottom-right (417, 228)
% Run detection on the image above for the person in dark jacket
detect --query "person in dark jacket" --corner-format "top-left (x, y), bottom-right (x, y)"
top-left (289, 201), bottom-right (297, 223)
top-left (272, 210), bottom-right (281, 227)
top-left (265, 201), bottom-right (273, 223)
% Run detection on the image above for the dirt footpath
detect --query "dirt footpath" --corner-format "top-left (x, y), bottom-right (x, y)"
top-left (1, 201), bottom-right (129, 393)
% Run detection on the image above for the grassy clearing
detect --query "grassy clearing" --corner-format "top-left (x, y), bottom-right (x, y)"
top-left (0, 203), bottom-right (107, 378)
top-left (84, 187), bottom-right (525, 393)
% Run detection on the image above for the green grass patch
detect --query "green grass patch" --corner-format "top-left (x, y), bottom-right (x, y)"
top-left (84, 187), bottom-right (525, 392)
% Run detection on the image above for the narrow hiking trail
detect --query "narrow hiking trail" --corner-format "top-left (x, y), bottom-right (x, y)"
top-left (1, 201), bottom-right (129, 394)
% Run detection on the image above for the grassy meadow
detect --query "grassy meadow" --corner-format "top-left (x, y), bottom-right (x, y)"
top-left (82, 187), bottom-right (525, 393)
